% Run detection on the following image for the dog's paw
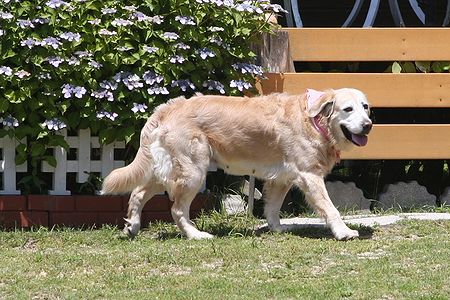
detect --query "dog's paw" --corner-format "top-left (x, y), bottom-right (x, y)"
top-left (333, 227), bottom-right (359, 241)
top-left (123, 218), bottom-right (140, 238)
top-left (188, 231), bottom-right (214, 240)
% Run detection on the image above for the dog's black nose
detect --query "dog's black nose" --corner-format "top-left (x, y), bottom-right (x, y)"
top-left (361, 122), bottom-right (373, 135)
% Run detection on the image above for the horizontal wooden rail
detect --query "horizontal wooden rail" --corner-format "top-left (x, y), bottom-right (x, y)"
top-left (342, 124), bottom-right (450, 159)
top-left (257, 73), bottom-right (450, 108)
top-left (285, 28), bottom-right (450, 62)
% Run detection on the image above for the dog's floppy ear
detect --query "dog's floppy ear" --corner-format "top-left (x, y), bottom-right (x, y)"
top-left (307, 90), bottom-right (335, 118)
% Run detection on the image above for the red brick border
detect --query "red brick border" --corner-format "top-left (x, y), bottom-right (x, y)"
top-left (0, 194), bottom-right (212, 229)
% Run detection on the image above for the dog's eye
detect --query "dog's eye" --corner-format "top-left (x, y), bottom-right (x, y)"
top-left (363, 104), bottom-right (369, 110)
top-left (343, 107), bottom-right (353, 112)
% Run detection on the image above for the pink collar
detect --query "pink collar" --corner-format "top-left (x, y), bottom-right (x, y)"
top-left (306, 89), bottom-right (341, 163)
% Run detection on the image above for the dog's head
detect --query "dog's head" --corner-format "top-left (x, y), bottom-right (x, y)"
top-left (307, 88), bottom-right (372, 149)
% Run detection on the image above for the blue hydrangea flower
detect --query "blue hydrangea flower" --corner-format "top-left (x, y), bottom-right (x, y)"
top-left (143, 45), bottom-right (159, 54)
top-left (196, 0), bottom-right (224, 4)
top-left (197, 48), bottom-right (216, 59)
top-left (122, 74), bottom-right (143, 90)
top-left (32, 17), bottom-right (50, 24)
top-left (203, 80), bottom-right (225, 94)
top-left (91, 89), bottom-right (114, 102)
top-left (169, 55), bottom-right (186, 64)
top-left (67, 57), bottom-right (81, 66)
top-left (208, 26), bottom-right (224, 32)
top-left (209, 36), bottom-right (224, 47)
top-left (260, 3), bottom-right (288, 13)
top-left (0, 12), bottom-right (14, 20)
top-left (175, 15), bottom-right (196, 25)
top-left (147, 86), bottom-right (169, 95)
top-left (101, 7), bottom-right (117, 15)
top-left (14, 70), bottom-right (31, 79)
top-left (99, 29), bottom-right (117, 36)
top-left (235, 2), bottom-right (263, 14)
top-left (45, 0), bottom-right (70, 9)
top-left (131, 103), bottom-right (148, 113)
top-left (150, 15), bottom-right (164, 24)
top-left (124, 5), bottom-right (137, 11)
top-left (59, 32), bottom-right (81, 42)
top-left (143, 71), bottom-right (164, 85)
top-left (74, 51), bottom-right (93, 58)
top-left (41, 37), bottom-right (62, 49)
top-left (17, 19), bottom-right (35, 28)
top-left (61, 84), bottom-right (87, 98)
top-left (42, 118), bottom-right (67, 131)
top-left (0, 66), bottom-right (13, 76)
top-left (230, 80), bottom-right (252, 91)
top-left (0, 29), bottom-right (4, 36)
top-left (100, 80), bottom-right (118, 91)
top-left (196, 0), bottom-right (234, 7)
top-left (88, 61), bottom-right (103, 69)
top-left (175, 43), bottom-right (190, 50)
top-left (171, 79), bottom-right (196, 92)
top-left (0, 115), bottom-right (19, 128)
top-left (20, 38), bottom-right (40, 48)
top-left (162, 32), bottom-right (179, 41)
top-left (111, 18), bottom-right (134, 26)
top-left (88, 19), bottom-right (101, 25)
top-left (232, 63), bottom-right (263, 76)
top-left (46, 56), bottom-right (64, 67)
top-left (96, 111), bottom-right (118, 121)
top-left (117, 46), bottom-right (133, 52)
top-left (132, 11), bottom-right (150, 22)
top-left (37, 73), bottom-right (52, 80)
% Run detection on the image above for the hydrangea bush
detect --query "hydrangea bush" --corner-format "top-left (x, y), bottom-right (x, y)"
top-left (0, 0), bottom-right (283, 191)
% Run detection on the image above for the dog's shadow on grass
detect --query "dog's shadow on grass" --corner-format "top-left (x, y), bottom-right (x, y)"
top-left (256, 223), bottom-right (375, 240)
top-left (137, 223), bottom-right (374, 241)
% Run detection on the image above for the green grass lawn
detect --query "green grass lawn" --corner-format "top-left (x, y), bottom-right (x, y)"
top-left (1, 213), bottom-right (449, 299)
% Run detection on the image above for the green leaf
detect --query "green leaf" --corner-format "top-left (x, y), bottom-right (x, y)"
top-left (391, 62), bottom-right (402, 74)
top-left (44, 155), bottom-right (58, 168)
top-left (401, 62), bottom-right (416, 73)
top-left (31, 143), bottom-right (46, 157)
top-left (431, 61), bottom-right (450, 73)
top-left (15, 144), bottom-right (28, 165)
top-left (415, 61), bottom-right (431, 73)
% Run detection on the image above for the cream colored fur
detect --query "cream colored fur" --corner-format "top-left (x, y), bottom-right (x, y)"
top-left (102, 88), bottom-right (372, 240)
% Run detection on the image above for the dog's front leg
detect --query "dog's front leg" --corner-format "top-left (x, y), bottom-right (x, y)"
top-left (263, 181), bottom-right (292, 232)
top-left (295, 173), bottom-right (359, 240)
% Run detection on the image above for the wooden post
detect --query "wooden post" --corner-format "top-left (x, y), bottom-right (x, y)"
top-left (253, 30), bottom-right (295, 73)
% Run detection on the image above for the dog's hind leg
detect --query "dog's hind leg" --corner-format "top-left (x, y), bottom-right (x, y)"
top-left (169, 152), bottom-right (212, 239)
top-left (124, 182), bottom-right (164, 238)
top-left (263, 181), bottom-right (292, 232)
top-left (169, 164), bottom-right (214, 240)
top-left (170, 186), bottom-right (213, 240)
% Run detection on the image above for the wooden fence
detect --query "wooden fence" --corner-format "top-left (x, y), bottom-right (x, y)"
top-left (257, 28), bottom-right (450, 160)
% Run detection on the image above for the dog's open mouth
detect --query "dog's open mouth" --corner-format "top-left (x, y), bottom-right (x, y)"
top-left (341, 125), bottom-right (368, 146)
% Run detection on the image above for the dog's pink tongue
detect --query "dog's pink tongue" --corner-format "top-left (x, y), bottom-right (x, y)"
top-left (352, 134), bottom-right (368, 146)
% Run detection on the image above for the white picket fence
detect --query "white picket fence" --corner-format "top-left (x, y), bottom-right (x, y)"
top-left (0, 129), bottom-right (220, 196)
top-left (0, 137), bottom-right (27, 195)
top-left (0, 129), bottom-right (125, 195)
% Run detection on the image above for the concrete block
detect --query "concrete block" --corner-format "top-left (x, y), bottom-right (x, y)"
top-left (326, 181), bottom-right (372, 211)
top-left (377, 181), bottom-right (436, 209)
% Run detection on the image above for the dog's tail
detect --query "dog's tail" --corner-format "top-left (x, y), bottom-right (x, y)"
top-left (101, 96), bottom-right (186, 195)
top-left (101, 147), bottom-right (152, 194)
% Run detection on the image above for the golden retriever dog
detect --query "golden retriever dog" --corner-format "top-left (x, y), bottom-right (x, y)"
top-left (101, 88), bottom-right (372, 240)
